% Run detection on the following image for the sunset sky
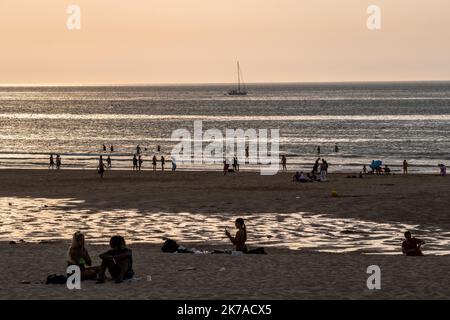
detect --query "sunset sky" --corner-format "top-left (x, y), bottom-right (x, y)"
top-left (1, 0), bottom-right (450, 85)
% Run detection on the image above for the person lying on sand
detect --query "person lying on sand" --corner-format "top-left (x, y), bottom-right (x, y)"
top-left (97, 235), bottom-right (134, 284)
top-left (67, 231), bottom-right (99, 280)
top-left (402, 231), bottom-right (425, 256)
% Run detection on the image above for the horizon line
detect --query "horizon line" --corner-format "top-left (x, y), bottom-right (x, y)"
top-left (1, 79), bottom-right (450, 87)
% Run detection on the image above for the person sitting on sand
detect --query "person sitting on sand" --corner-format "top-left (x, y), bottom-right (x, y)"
top-left (293, 171), bottom-right (301, 182)
top-left (402, 231), bottom-right (425, 256)
top-left (67, 231), bottom-right (99, 280)
top-left (97, 235), bottom-right (134, 284)
top-left (307, 172), bottom-right (317, 181)
top-left (384, 165), bottom-right (391, 174)
top-left (225, 218), bottom-right (248, 253)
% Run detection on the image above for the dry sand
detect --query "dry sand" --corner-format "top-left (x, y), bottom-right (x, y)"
top-left (0, 169), bottom-right (449, 299)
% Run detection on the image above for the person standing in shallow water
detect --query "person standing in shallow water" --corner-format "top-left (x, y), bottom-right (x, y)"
top-left (132, 155), bottom-right (138, 171)
top-left (110, 145), bottom-right (114, 153)
top-left (334, 144), bottom-right (339, 153)
top-left (152, 155), bottom-right (157, 171)
top-left (97, 155), bottom-right (105, 178)
top-left (56, 155), bottom-right (61, 170)
top-left (138, 155), bottom-right (143, 171)
top-left (49, 154), bottom-right (54, 169)
top-left (317, 145), bottom-right (321, 155)
top-left (106, 155), bottom-right (112, 168)
top-left (281, 155), bottom-right (287, 171)
top-left (403, 160), bottom-right (408, 175)
top-left (161, 156), bottom-right (165, 171)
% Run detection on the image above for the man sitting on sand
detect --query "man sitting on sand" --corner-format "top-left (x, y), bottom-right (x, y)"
top-left (402, 231), bottom-right (425, 256)
top-left (97, 235), bottom-right (134, 284)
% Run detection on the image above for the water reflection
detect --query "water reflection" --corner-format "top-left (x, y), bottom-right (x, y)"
top-left (1, 197), bottom-right (449, 255)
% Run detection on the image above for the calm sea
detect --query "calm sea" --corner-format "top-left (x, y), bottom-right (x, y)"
top-left (1, 82), bottom-right (449, 173)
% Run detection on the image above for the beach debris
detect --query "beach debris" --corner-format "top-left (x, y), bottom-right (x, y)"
top-left (331, 190), bottom-right (338, 197)
top-left (219, 267), bottom-right (226, 272)
top-left (178, 267), bottom-right (196, 272)
top-left (9, 241), bottom-right (16, 245)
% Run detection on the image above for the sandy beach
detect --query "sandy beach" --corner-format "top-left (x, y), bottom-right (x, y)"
top-left (0, 169), bottom-right (449, 299)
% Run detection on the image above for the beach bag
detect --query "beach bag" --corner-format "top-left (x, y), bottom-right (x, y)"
top-left (45, 274), bottom-right (67, 284)
top-left (247, 247), bottom-right (267, 255)
top-left (161, 238), bottom-right (179, 253)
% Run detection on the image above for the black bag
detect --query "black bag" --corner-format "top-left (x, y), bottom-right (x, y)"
top-left (247, 247), bottom-right (267, 255)
top-left (45, 274), bottom-right (67, 284)
top-left (161, 238), bottom-right (179, 253)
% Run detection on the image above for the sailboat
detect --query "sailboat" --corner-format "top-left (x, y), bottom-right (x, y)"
top-left (227, 61), bottom-right (247, 96)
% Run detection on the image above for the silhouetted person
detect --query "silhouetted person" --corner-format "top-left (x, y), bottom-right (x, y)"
top-left (97, 236), bottom-right (134, 284)
top-left (245, 146), bottom-right (249, 159)
top-left (281, 155), bottom-right (287, 171)
top-left (312, 158), bottom-right (320, 174)
top-left (56, 155), bottom-right (61, 170)
top-left (232, 157), bottom-right (238, 171)
top-left (161, 156), bottom-right (165, 171)
top-left (317, 145), bottom-right (321, 155)
top-left (334, 144), bottom-right (339, 153)
top-left (110, 145), bottom-right (114, 153)
top-left (171, 157), bottom-right (177, 171)
top-left (152, 155), bottom-right (157, 171)
top-left (403, 160), bottom-right (408, 175)
top-left (97, 155), bottom-right (105, 178)
top-left (132, 155), bottom-right (138, 171)
top-left (363, 164), bottom-right (367, 174)
top-left (402, 231), bottom-right (424, 256)
top-left (106, 155), bottom-right (112, 168)
top-left (138, 155), bottom-right (143, 171)
top-left (136, 145), bottom-right (141, 155)
top-left (49, 154), bottom-right (54, 169)
top-left (102, 144), bottom-right (106, 152)
top-left (157, 145), bottom-right (161, 152)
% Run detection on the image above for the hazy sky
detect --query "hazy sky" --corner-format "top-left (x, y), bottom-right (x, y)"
top-left (1, 0), bottom-right (450, 84)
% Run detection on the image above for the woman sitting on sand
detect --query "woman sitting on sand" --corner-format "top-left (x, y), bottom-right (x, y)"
top-left (225, 218), bottom-right (248, 253)
top-left (67, 231), bottom-right (99, 280)
top-left (97, 235), bottom-right (134, 284)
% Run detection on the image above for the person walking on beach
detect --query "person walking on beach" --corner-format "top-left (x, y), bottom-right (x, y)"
top-left (157, 145), bottom-right (161, 152)
top-left (132, 155), bottom-right (138, 171)
top-left (98, 155), bottom-right (105, 178)
top-left (171, 157), bottom-right (177, 171)
top-left (136, 145), bottom-right (141, 155)
top-left (236, 158), bottom-right (240, 172)
top-left (232, 157), bottom-right (238, 171)
top-left (152, 155), bottom-right (157, 171)
top-left (223, 159), bottom-right (229, 175)
top-left (106, 155), bottom-right (112, 169)
top-left (317, 145), bottom-right (321, 155)
top-left (110, 145), bottom-right (114, 153)
top-left (438, 163), bottom-right (447, 176)
top-left (245, 146), bottom-right (249, 159)
top-left (138, 155), bottom-right (143, 171)
top-left (320, 159), bottom-right (328, 182)
top-left (403, 160), bottom-right (408, 175)
top-left (102, 144), bottom-right (106, 152)
top-left (363, 164), bottom-right (367, 174)
top-left (312, 158), bottom-right (321, 174)
top-left (334, 144), bottom-right (339, 153)
top-left (161, 156), bottom-right (165, 171)
top-left (402, 231), bottom-right (425, 256)
top-left (281, 155), bottom-right (287, 171)
top-left (56, 154), bottom-right (61, 170)
top-left (49, 154), bottom-right (54, 169)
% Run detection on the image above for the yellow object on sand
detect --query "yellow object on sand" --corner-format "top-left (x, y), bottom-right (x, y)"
top-left (331, 190), bottom-right (338, 197)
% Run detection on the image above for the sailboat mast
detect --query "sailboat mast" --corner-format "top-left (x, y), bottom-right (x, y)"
top-left (237, 61), bottom-right (241, 92)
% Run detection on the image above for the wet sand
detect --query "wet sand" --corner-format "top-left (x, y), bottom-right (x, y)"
top-left (0, 169), bottom-right (449, 299)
